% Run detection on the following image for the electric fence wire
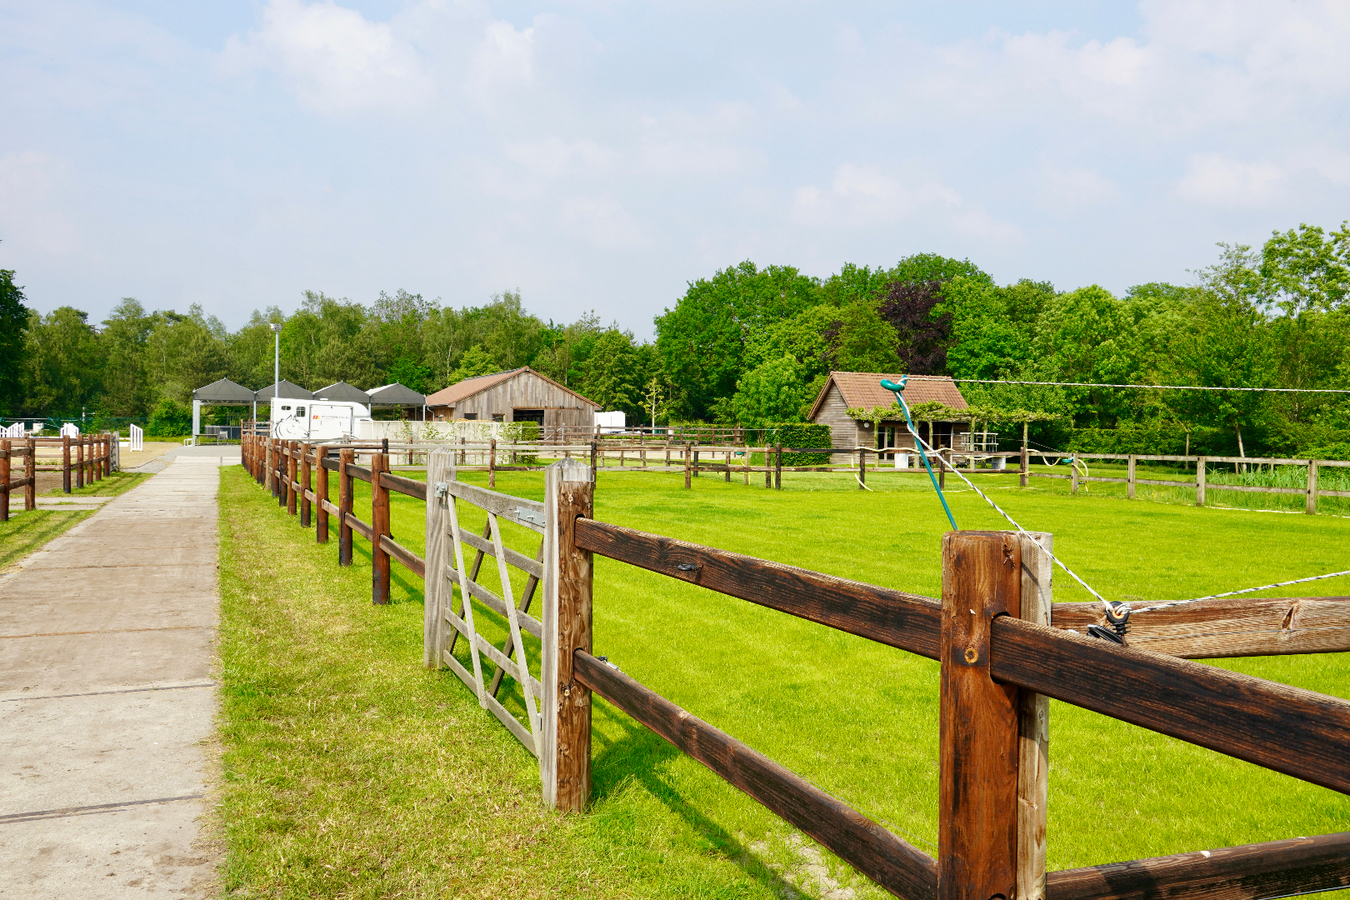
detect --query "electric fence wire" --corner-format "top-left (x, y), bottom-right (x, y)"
top-left (904, 424), bottom-right (1113, 608)
top-left (1133, 569), bottom-right (1350, 613)
top-left (953, 377), bottom-right (1350, 394)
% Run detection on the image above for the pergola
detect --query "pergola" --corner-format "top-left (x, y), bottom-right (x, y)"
top-left (368, 383), bottom-right (429, 419)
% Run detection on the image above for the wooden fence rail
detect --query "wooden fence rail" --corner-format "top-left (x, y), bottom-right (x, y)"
top-left (1, 433), bottom-right (114, 518)
top-left (239, 433), bottom-right (1350, 900)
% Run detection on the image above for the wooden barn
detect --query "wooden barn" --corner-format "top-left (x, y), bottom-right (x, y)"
top-left (424, 367), bottom-right (599, 437)
top-left (808, 371), bottom-right (971, 455)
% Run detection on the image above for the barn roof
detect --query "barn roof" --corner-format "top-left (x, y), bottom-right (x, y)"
top-left (424, 367), bottom-right (599, 409)
top-left (809, 372), bottom-right (968, 420)
top-left (367, 383), bottom-right (427, 406)
top-left (192, 378), bottom-right (256, 404)
top-left (314, 381), bottom-right (371, 403)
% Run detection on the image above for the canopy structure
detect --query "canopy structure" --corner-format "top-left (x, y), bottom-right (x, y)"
top-left (193, 378), bottom-right (256, 404)
top-left (314, 381), bottom-right (371, 404)
top-left (367, 383), bottom-right (427, 407)
top-left (256, 380), bottom-right (315, 402)
top-left (191, 378), bottom-right (263, 443)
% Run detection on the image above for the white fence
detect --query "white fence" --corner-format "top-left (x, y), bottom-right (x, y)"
top-left (129, 423), bottom-right (144, 452)
top-left (60, 423), bottom-right (80, 438)
top-left (1, 422), bottom-right (22, 438)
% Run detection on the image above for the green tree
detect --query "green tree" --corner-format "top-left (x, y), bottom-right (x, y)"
top-left (0, 269), bottom-right (31, 416)
top-left (732, 356), bottom-right (810, 427)
top-left (448, 345), bottom-right (500, 383)
top-left (21, 306), bottom-right (102, 417)
top-left (144, 306), bottom-right (228, 403)
top-left (654, 261), bottom-right (819, 420)
top-left (576, 330), bottom-right (645, 416)
top-left (99, 298), bottom-right (153, 416)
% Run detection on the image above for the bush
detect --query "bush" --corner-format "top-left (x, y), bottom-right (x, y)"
top-left (764, 422), bottom-right (831, 466)
top-left (147, 399), bottom-right (191, 437)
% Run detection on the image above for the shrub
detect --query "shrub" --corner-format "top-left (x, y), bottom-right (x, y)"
top-left (764, 422), bottom-right (831, 466)
top-left (147, 399), bottom-right (191, 437)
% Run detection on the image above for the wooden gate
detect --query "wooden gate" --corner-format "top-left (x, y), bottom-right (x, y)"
top-left (423, 448), bottom-right (593, 809)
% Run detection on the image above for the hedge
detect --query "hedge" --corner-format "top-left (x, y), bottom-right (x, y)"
top-left (764, 422), bottom-right (832, 466)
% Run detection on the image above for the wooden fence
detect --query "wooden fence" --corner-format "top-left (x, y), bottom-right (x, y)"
top-left (241, 433), bottom-right (1350, 900)
top-left (1, 434), bottom-right (114, 520)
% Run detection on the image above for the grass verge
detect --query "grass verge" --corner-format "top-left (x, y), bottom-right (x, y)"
top-left (0, 509), bottom-right (93, 569)
top-left (220, 465), bottom-right (1350, 899)
top-left (43, 470), bottom-right (150, 498)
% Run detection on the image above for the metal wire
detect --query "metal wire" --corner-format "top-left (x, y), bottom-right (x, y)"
top-left (1134, 570), bottom-right (1350, 613)
top-left (953, 377), bottom-right (1350, 395)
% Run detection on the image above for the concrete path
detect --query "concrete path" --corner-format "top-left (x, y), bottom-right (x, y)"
top-left (0, 450), bottom-right (237, 898)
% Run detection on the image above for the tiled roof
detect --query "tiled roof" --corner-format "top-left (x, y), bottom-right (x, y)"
top-left (810, 371), bottom-right (968, 419)
top-left (423, 367), bottom-right (600, 409)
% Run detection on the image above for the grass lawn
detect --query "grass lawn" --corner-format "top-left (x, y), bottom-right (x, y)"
top-left (0, 509), bottom-right (92, 569)
top-left (43, 470), bottom-right (150, 498)
top-left (217, 465), bottom-right (1350, 899)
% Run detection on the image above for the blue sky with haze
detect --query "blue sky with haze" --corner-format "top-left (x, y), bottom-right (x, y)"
top-left (2, 1), bottom-right (1348, 337)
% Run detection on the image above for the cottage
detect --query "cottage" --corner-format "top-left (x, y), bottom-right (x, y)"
top-left (808, 371), bottom-right (971, 457)
top-left (424, 367), bottom-right (598, 438)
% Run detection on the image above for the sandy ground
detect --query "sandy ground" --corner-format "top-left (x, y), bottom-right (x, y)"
top-left (27, 442), bottom-right (184, 493)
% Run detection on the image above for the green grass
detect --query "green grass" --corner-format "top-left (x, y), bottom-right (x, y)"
top-left (218, 466), bottom-right (1350, 899)
top-left (44, 470), bottom-right (150, 498)
top-left (0, 509), bottom-right (93, 568)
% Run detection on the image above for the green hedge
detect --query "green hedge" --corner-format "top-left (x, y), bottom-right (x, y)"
top-left (765, 422), bottom-right (832, 466)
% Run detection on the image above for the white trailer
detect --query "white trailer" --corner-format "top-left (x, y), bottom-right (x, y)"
top-left (270, 400), bottom-right (373, 441)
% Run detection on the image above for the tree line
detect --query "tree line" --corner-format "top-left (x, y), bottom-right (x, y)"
top-left (2, 221), bottom-right (1347, 456)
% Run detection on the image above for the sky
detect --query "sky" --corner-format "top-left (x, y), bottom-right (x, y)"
top-left (2, 1), bottom-right (1349, 338)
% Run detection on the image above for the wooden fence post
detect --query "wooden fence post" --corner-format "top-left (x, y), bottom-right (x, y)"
top-left (424, 447), bottom-right (452, 669)
top-left (315, 446), bottom-right (329, 542)
top-left (542, 458), bottom-right (594, 812)
top-left (939, 530), bottom-right (1021, 900)
top-left (62, 433), bottom-right (71, 494)
top-left (1017, 532), bottom-right (1053, 900)
top-left (765, 447), bottom-right (772, 489)
top-left (338, 448), bottom-right (354, 566)
top-left (1306, 460), bottom-right (1319, 515)
top-left (1127, 454), bottom-right (1137, 500)
top-left (278, 440), bottom-right (289, 508)
top-left (858, 448), bottom-right (866, 489)
top-left (372, 451), bottom-right (391, 605)
top-left (1196, 456), bottom-right (1206, 507)
top-left (724, 449), bottom-right (730, 483)
top-left (692, 446), bottom-right (699, 478)
top-left (287, 441), bottom-right (298, 516)
top-left (76, 436), bottom-right (85, 490)
top-left (489, 438), bottom-right (497, 491)
top-left (684, 442), bottom-right (692, 489)
top-left (25, 437), bottom-right (36, 511)
top-left (1020, 444), bottom-right (1028, 489)
top-left (774, 444), bottom-right (782, 490)
top-left (1, 439), bottom-right (10, 522)
top-left (300, 442), bottom-right (312, 527)
top-left (590, 439), bottom-right (598, 477)
top-left (1069, 459), bottom-right (1077, 494)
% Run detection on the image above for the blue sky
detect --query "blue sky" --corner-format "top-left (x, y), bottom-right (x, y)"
top-left (3, 1), bottom-right (1348, 337)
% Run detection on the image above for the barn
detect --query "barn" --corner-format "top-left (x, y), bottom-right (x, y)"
top-left (808, 371), bottom-right (971, 455)
top-left (423, 367), bottom-right (599, 438)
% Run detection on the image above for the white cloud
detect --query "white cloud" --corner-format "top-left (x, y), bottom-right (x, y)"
top-left (466, 19), bottom-right (535, 107)
top-left (559, 196), bottom-right (645, 250)
top-left (1039, 166), bottom-right (1122, 210)
top-left (222, 0), bottom-right (431, 113)
top-left (790, 164), bottom-right (958, 228)
top-left (1175, 153), bottom-right (1288, 208)
top-left (504, 137), bottom-right (619, 179)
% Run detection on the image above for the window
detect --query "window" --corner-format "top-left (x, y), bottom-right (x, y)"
top-left (491, 414), bottom-right (504, 423)
top-left (296, 406), bottom-right (306, 419)
top-left (463, 413), bottom-right (478, 420)
top-left (281, 405), bottom-right (292, 412)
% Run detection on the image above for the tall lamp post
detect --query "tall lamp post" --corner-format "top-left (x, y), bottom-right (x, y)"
top-left (270, 322), bottom-right (283, 436)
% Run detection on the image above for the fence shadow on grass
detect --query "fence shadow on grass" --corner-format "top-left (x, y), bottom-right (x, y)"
top-left (589, 704), bottom-right (809, 900)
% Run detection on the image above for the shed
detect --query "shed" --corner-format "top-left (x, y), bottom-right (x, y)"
top-left (314, 381), bottom-right (371, 404)
top-left (424, 367), bottom-right (597, 438)
top-left (807, 371), bottom-right (970, 454)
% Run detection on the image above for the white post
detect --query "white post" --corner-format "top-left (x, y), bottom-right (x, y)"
top-left (192, 399), bottom-right (201, 442)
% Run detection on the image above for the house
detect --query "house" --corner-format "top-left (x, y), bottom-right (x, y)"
top-left (807, 371), bottom-right (971, 455)
top-left (423, 367), bottom-right (599, 438)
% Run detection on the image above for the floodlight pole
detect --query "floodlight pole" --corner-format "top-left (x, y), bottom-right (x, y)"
top-left (271, 323), bottom-right (283, 436)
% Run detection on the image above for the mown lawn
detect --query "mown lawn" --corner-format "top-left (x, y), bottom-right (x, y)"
top-left (217, 464), bottom-right (1350, 899)
top-left (0, 509), bottom-right (92, 569)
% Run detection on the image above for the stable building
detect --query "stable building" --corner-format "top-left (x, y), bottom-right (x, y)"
top-left (808, 371), bottom-right (971, 455)
top-left (424, 367), bottom-right (598, 437)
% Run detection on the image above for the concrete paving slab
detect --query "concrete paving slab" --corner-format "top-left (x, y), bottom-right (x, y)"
top-left (0, 627), bottom-right (216, 695)
top-left (0, 688), bottom-right (212, 812)
top-left (0, 456), bottom-right (225, 896)
top-left (0, 799), bottom-right (214, 899)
